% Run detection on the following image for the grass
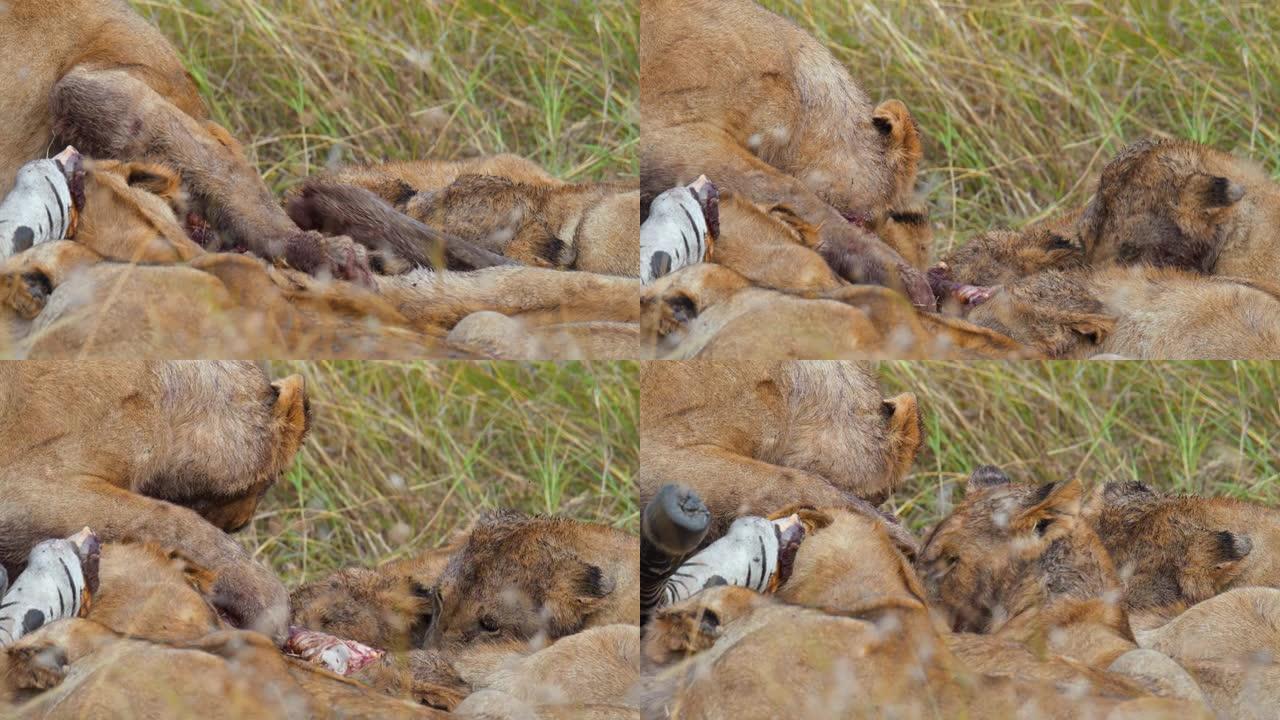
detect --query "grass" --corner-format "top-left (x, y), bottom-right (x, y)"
top-left (880, 361), bottom-right (1280, 532)
top-left (240, 361), bottom-right (637, 586)
top-left (130, 0), bottom-right (637, 189)
top-left (757, 1), bottom-right (1280, 256)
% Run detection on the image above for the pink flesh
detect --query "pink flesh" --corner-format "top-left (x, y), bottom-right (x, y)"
top-left (54, 146), bottom-right (81, 165)
top-left (285, 626), bottom-right (386, 675)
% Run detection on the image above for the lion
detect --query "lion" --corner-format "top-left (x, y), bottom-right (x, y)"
top-left (0, 362), bottom-right (309, 642)
top-left (640, 262), bottom-right (1031, 360)
top-left (1080, 137), bottom-right (1280, 287)
top-left (0, 537), bottom-right (446, 719)
top-left (914, 467), bottom-right (1227, 709)
top-left (641, 551), bottom-right (1202, 717)
top-left (639, 361), bottom-right (923, 553)
top-left (290, 156), bottom-right (639, 277)
top-left (290, 545), bottom-right (460, 652)
top-left (963, 264), bottom-right (1280, 359)
top-left (423, 511), bottom-right (638, 652)
top-left (929, 211), bottom-right (1086, 306)
top-left (0, 0), bottom-right (373, 280)
top-left (917, 468), bottom-right (1128, 647)
top-left (1083, 480), bottom-right (1278, 628)
top-left (642, 0), bottom-right (934, 307)
top-left (289, 515), bottom-right (641, 714)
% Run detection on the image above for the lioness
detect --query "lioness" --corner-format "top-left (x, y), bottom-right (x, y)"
top-left (0, 0), bottom-right (372, 279)
top-left (639, 361), bottom-right (922, 552)
top-left (0, 362), bottom-right (307, 641)
top-left (642, 0), bottom-right (934, 307)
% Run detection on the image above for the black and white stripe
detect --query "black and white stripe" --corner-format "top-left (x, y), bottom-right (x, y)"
top-left (0, 158), bottom-right (74, 258)
top-left (0, 537), bottom-right (88, 646)
top-left (652, 516), bottom-right (781, 610)
top-left (641, 183), bottom-right (711, 285)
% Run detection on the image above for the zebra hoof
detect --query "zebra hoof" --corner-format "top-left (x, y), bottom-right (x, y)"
top-left (643, 484), bottom-right (711, 558)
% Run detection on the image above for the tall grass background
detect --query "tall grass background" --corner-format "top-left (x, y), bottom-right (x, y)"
top-left (244, 362), bottom-right (637, 586)
top-left (880, 361), bottom-right (1280, 532)
top-left (132, 0), bottom-right (637, 188)
top-left (757, 0), bottom-right (1280, 256)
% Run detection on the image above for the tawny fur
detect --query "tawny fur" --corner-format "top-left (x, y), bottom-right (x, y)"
top-left (0, 362), bottom-right (309, 641)
top-left (641, 262), bottom-right (1032, 360)
top-left (639, 361), bottom-right (922, 548)
top-left (641, 0), bottom-right (934, 306)
top-left (966, 265), bottom-right (1280, 359)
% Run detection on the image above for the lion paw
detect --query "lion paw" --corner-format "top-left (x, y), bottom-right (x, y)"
top-left (284, 231), bottom-right (375, 289)
top-left (5, 642), bottom-right (68, 690)
top-left (0, 271), bottom-right (52, 320)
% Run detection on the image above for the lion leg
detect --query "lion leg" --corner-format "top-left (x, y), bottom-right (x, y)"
top-left (286, 182), bottom-right (516, 272)
top-left (49, 67), bottom-right (369, 285)
top-left (1, 618), bottom-right (119, 694)
top-left (638, 446), bottom-right (918, 555)
top-left (381, 266), bottom-right (639, 330)
top-left (0, 477), bottom-right (289, 645)
top-left (642, 123), bottom-right (935, 308)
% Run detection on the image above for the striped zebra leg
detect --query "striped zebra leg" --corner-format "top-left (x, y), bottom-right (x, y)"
top-left (641, 484), bottom-right (711, 623)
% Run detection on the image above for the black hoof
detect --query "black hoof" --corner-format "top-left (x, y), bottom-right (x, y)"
top-left (642, 484), bottom-right (710, 558)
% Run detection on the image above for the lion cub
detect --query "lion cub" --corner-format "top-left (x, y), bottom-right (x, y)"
top-left (291, 155), bottom-right (638, 277)
top-left (1080, 137), bottom-right (1280, 286)
top-left (963, 265), bottom-right (1280, 359)
top-left (1083, 480), bottom-right (1279, 627)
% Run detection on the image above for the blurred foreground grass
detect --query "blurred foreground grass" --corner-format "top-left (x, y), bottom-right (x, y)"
top-left (759, 0), bottom-right (1280, 255)
top-left (881, 361), bottom-right (1280, 532)
top-left (242, 361), bottom-right (637, 586)
top-left (132, 0), bottom-right (637, 187)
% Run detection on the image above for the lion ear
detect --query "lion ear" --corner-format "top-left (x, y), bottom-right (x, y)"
top-left (270, 374), bottom-right (310, 456)
top-left (1013, 479), bottom-right (1083, 538)
top-left (572, 561), bottom-right (615, 603)
top-left (882, 393), bottom-right (922, 481)
top-left (1183, 173), bottom-right (1245, 211)
top-left (544, 559), bottom-right (614, 637)
top-left (965, 465), bottom-right (1011, 495)
top-left (659, 292), bottom-right (698, 337)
